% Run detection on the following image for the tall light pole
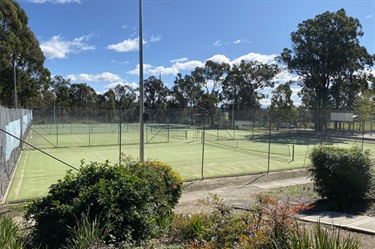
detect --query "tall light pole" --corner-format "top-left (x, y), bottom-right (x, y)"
top-left (232, 74), bottom-right (236, 130)
top-left (139, 0), bottom-right (145, 162)
top-left (13, 58), bottom-right (17, 109)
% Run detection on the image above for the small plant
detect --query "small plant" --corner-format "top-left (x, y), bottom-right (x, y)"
top-left (287, 222), bottom-right (360, 249)
top-left (309, 146), bottom-right (373, 209)
top-left (0, 215), bottom-right (27, 249)
top-left (64, 213), bottom-right (109, 249)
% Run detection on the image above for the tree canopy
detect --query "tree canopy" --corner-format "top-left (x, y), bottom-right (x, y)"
top-left (0, 0), bottom-right (50, 108)
top-left (280, 9), bottom-right (374, 113)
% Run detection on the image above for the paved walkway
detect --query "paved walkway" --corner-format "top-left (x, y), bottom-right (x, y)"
top-left (180, 177), bottom-right (375, 235)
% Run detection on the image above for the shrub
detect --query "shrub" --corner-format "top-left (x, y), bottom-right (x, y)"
top-left (25, 159), bottom-right (183, 248)
top-left (309, 146), bottom-right (373, 207)
top-left (169, 193), bottom-right (359, 249)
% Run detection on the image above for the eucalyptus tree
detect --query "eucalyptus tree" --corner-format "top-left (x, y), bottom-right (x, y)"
top-left (144, 76), bottom-right (169, 110)
top-left (97, 88), bottom-right (116, 120)
top-left (280, 9), bottom-right (374, 130)
top-left (143, 76), bottom-right (170, 122)
top-left (169, 73), bottom-right (204, 124)
top-left (222, 60), bottom-right (280, 110)
top-left (170, 73), bottom-right (203, 109)
top-left (270, 83), bottom-right (297, 128)
top-left (69, 83), bottom-right (97, 117)
top-left (114, 84), bottom-right (137, 110)
top-left (191, 60), bottom-right (230, 126)
top-left (0, 0), bottom-right (50, 108)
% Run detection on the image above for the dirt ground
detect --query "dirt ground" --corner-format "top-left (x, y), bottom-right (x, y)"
top-left (1, 168), bottom-right (375, 248)
top-left (174, 168), bottom-right (375, 249)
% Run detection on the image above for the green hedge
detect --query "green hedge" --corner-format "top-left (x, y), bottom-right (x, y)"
top-left (25, 159), bottom-right (183, 248)
top-left (309, 146), bottom-right (373, 207)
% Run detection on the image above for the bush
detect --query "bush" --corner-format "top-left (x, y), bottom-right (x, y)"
top-left (25, 159), bottom-right (183, 248)
top-left (309, 146), bottom-right (373, 207)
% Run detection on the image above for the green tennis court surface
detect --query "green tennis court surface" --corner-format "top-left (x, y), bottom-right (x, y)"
top-left (6, 124), bottom-right (375, 202)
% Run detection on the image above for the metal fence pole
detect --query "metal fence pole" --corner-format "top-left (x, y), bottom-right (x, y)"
top-left (267, 114), bottom-right (271, 174)
top-left (201, 120), bottom-right (206, 180)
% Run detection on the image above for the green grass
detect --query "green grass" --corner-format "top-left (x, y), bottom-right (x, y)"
top-left (6, 125), bottom-right (375, 202)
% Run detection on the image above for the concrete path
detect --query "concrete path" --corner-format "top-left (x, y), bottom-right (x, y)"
top-left (180, 176), bottom-right (375, 235)
top-left (298, 211), bottom-right (375, 235)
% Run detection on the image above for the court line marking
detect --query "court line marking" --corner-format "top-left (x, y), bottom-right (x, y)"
top-left (91, 149), bottom-right (106, 160)
top-left (71, 134), bottom-right (84, 143)
top-left (14, 140), bottom-right (30, 199)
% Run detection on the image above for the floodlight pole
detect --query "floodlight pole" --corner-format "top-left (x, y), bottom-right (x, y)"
top-left (13, 59), bottom-right (17, 109)
top-left (139, 0), bottom-right (145, 162)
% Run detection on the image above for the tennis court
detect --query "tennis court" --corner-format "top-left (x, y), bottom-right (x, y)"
top-left (4, 124), bottom-right (291, 201)
top-left (6, 122), bottom-right (375, 202)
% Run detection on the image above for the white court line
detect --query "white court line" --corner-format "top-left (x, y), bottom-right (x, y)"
top-left (71, 134), bottom-right (84, 143)
top-left (14, 140), bottom-right (30, 199)
top-left (91, 150), bottom-right (106, 160)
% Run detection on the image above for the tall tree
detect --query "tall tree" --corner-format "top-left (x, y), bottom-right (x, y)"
top-left (114, 84), bottom-right (136, 110)
top-left (170, 73), bottom-right (203, 109)
top-left (270, 83), bottom-right (297, 128)
top-left (192, 60), bottom-right (230, 125)
top-left (280, 9), bottom-right (374, 130)
top-left (144, 76), bottom-right (169, 110)
top-left (97, 89), bottom-right (116, 120)
top-left (69, 83), bottom-right (97, 116)
top-left (0, 0), bottom-right (50, 108)
top-left (222, 60), bottom-right (279, 110)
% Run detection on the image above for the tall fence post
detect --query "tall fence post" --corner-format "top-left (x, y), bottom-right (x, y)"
top-left (119, 108), bottom-right (122, 166)
top-left (201, 121), bottom-right (206, 180)
top-left (267, 114), bottom-right (271, 174)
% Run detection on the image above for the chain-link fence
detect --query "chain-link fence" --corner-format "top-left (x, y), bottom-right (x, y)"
top-left (29, 106), bottom-right (375, 159)
top-left (4, 106), bottom-right (375, 199)
top-left (0, 106), bottom-right (32, 201)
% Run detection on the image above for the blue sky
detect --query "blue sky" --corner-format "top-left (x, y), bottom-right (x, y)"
top-left (16, 0), bottom-right (375, 107)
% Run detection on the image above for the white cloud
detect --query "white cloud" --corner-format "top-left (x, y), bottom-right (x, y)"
top-left (233, 39), bottom-right (251, 44)
top-left (232, 52), bottom-right (278, 65)
top-left (213, 40), bottom-right (222, 47)
top-left (127, 59), bottom-right (203, 77)
top-left (107, 37), bottom-right (150, 53)
top-left (149, 66), bottom-right (179, 76)
top-left (170, 57), bottom-right (188, 63)
top-left (173, 60), bottom-right (204, 71)
top-left (40, 34), bottom-right (95, 59)
top-left (104, 81), bottom-right (138, 90)
top-left (150, 35), bottom-right (162, 42)
top-left (28, 0), bottom-right (80, 3)
top-left (107, 37), bottom-right (144, 52)
top-left (110, 60), bottom-right (130, 65)
top-left (206, 54), bottom-right (231, 64)
top-left (66, 72), bottom-right (122, 82)
top-left (274, 70), bottom-right (300, 84)
top-left (366, 14), bottom-right (373, 19)
top-left (127, 64), bottom-right (153, 75)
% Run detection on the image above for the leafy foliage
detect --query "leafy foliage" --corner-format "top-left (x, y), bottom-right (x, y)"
top-left (25, 159), bottom-right (183, 248)
top-left (0, 0), bottom-right (50, 108)
top-left (168, 193), bottom-right (359, 249)
top-left (309, 146), bottom-right (373, 208)
top-left (280, 9), bottom-right (374, 130)
top-left (0, 215), bottom-right (29, 249)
